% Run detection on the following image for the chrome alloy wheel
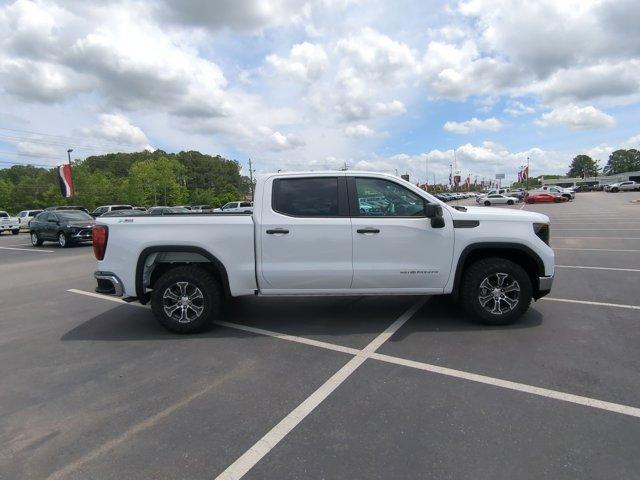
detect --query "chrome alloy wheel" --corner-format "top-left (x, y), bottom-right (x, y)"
top-left (31, 233), bottom-right (38, 245)
top-left (162, 281), bottom-right (205, 323)
top-left (478, 272), bottom-right (520, 315)
top-left (58, 232), bottom-right (66, 247)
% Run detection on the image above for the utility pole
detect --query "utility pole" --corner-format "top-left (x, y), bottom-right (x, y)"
top-left (248, 158), bottom-right (255, 201)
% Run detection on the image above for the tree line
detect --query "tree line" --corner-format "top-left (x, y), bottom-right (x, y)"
top-left (566, 149), bottom-right (640, 178)
top-left (0, 150), bottom-right (252, 213)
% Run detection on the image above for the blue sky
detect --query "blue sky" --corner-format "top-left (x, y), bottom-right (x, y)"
top-left (1, 0), bottom-right (639, 185)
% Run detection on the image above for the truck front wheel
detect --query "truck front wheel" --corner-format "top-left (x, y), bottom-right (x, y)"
top-left (151, 265), bottom-right (222, 334)
top-left (460, 257), bottom-right (532, 325)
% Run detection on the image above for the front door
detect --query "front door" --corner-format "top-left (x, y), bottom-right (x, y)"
top-left (259, 175), bottom-right (353, 291)
top-left (349, 176), bottom-right (454, 292)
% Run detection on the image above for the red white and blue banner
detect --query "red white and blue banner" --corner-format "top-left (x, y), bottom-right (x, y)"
top-left (58, 164), bottom-right (74, 197)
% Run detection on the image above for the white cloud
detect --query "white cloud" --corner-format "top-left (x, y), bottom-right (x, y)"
top-left (504, 100), bottom-right (535, 116)
top-left (266, 42), bottom-right (328, 82)
top-left (80, 114), bottom-right (151, 149)
top-left (443, 117), bottom-right (503, 134)
top-left (267, 130), bottom-right (305, 151)
top-left (337, 28), bottom-right (417, 82)
top-left (345, 124), bottom-right (375, 138)
top-left (536, 105), bottom-right (615, 130)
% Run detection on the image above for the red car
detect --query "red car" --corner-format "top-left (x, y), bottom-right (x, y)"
top-left (525, 192), bottom-right (568, 204)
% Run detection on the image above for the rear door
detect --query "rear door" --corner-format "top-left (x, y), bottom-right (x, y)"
top-left (349, 176), bottom-right (454, 292)
top-left (259, 175), bottom-right (352, 291)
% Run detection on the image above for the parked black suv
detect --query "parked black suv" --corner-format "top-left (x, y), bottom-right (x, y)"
top-left (30, 210), bottom-right (95, 247)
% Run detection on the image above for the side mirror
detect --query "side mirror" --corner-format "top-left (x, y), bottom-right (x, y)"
top-left (424, 203), bottom-right (445, 229)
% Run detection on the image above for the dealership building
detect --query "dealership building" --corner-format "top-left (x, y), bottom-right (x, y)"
top-left (542, 170), bottom-right (640, 188)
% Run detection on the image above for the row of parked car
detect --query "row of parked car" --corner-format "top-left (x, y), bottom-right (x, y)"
top-left (1, 202), bottom-right (254, 247)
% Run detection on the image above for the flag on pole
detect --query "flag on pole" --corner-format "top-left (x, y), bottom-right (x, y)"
top-left (448, 172), bottom-right (452, 186)
top-left (58, 164), bottom-right (74, 197)
top-left (522, 165), bottom-right (529, 180)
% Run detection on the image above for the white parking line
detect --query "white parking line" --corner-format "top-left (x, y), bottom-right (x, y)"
top-left (556, 265), bottom-right (640, 273)
top-left (69, 288), bottom-right (640, 409)
top-left (65, 288), bottom-right (640, 478)
top-left (215, 298), bottom-right (428, 480)
top-left (553, 247), bottom-right (640, 252)
top-left (0, 246), bottom-right (54, 253)
top-left (542, 297), bottom-right (640, 310)
top-left (369, 353), bottom-right (640, 418)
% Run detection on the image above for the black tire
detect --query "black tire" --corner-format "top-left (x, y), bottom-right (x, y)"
top-left (12, 229), bottom-right (19, 235)
top-left (30, 231), bottom-right (43, 246)
top-left (460, 257), bottom-right (532, 326)
top-left (484, 200), bottom-right (491, 206)
top-left (612, 188), bottom-right (619, 193)
top-left (507, 200), bottom-right (514, 205)
top-left (553, 197), bottom-right (562, 203)
top-left (151, 265), bottom-right (222, 334)
top-left (58, 231), bottom-right (70, 248)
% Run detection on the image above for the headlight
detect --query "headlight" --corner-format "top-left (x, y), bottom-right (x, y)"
top-left (533, 223), bottom-right (550, 245)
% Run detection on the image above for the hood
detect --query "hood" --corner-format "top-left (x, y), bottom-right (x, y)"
top-left (448, 205), bottom-right (549, 223)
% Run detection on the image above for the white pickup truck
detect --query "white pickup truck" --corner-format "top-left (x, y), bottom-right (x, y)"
top-left (0, 211), bottom-right (20, 235)
top-left (93, 172), bottom-right (554, 333)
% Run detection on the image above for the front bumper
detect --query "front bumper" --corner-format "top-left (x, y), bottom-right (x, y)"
top-left (0, 224), bottom-right (19, 230)
top-left (94, 271), bottom-right (124, 296)
top-left (536, 275), bottom-right (554, 299)
top-left (70, 228), bottom-right (93, 241)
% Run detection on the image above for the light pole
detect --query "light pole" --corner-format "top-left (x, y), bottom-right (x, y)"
top-left (67, 148), bottom-right (73, 165)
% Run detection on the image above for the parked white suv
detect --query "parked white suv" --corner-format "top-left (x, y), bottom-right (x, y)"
top-left (214, 201), bottom-right (253, 213)
top-left (17, 209), bottom-right (43, 229)
top-left (93, 171), bottom-right (554, 334)
top-left (0, 211), bottom-right (20, 235)
top-left (605, 181), bottom-right (639, 192)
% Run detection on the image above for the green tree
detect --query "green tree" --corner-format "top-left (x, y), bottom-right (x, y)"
top-left (603, 149), bottom-right (640, 175)
top-left (0, 179), bottom-right (14, 209)
top-left (128, 156), bottom-right (188, 206)
top-left (567, 155), bottom-right (599, 178)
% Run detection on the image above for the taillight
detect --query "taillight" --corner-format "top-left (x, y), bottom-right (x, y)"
top-left (93, 225), bottom-right (108, 260)
top-left (533, 223), bottom-right (550, 245)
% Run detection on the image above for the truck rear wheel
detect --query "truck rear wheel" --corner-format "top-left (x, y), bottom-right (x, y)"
top-left (460, 257), bottom-right (532, 325)
top-left (151, 265), bottom-right (222, 334)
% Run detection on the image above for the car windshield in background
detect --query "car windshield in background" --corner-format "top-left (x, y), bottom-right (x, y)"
top-left (0, 212), bottom-right (8, 218)
top-left (57, 211), bottom-right (93, 221)
top-left (112, 206), bottom-right (133, 211)
top-left (169, 207), bottom-right (191, 213)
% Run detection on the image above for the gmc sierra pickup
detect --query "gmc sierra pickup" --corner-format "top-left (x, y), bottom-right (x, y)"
top-left (93, 172), bottom-right (554, 333)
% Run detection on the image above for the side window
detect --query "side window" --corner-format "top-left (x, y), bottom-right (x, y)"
top-left (273, 177), bottom-right (339, 217)
top-left (355, 177), bottom-right (426, 217)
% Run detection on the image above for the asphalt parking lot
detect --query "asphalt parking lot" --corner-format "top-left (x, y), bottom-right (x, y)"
top-left (2, 191), bottom-right (640, 480)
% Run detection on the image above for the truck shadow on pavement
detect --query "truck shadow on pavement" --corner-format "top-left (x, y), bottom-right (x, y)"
top-left (61, 295), bottom-right (542, 342)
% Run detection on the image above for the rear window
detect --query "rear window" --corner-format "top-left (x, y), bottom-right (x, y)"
top-left (240, 202), bottom-right (252, 207)
top-left (273, 177), bottom-right (339, 217)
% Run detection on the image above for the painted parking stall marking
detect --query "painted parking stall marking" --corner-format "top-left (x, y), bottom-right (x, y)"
top-left (68, 290), bottom-right (640, 434)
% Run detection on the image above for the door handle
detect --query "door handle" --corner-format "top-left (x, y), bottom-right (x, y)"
top-left (357, 228), bottom-right (380, 234)
top-left (266, 228), bottom-right (289, 235)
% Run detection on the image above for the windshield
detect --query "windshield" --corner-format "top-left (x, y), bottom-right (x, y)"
top-left (57, 211), bottom-right (93, 221)
top-left (0, 212), bottom-right (8, 218)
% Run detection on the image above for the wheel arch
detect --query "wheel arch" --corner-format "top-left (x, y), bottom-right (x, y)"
top-left (452, 243), bottom-right (545, 299)
top-left (135, 246), bottom-right (231, 304)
